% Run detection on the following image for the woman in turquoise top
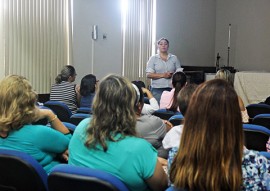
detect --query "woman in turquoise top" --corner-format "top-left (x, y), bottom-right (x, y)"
top-left (0, 75), bottom-right (71, 174)
top-left (69, 74), bottom-right (168, 191)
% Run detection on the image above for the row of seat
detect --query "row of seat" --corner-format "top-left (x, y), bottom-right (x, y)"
top-left (153, 108), bottom-right (270, 152)
top-left (41, 101), bottom-right (270, 125)
top-left (0, 149), bottom-right (129, 191)
top-left (41, 101), bottom-right (270, 152)
top-left (43, 102), bottom-right (184, 128)
top-left (154, 108), bottom-right (270, 152)
top-left (41, 101), bottom-right (270, 151)
top-left (41, 101), bottom-right (91, 126)
top-left (154, 103), bottom-right (270, 129)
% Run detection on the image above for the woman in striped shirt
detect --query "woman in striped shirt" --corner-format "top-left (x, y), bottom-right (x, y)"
top-left (50, 65), bottom-right (80, 114)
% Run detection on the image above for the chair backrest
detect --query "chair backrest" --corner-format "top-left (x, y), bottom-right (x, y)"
top-left (70, 114), bottom-right (91, 126)
top-left (246, 103), bottom-right (270, 119)
top-left (77, 107), bottom-right (92, 114)
top-left (48, 164), bottom-right (129, 191)
top-left (143, 97), bottom-right (150, 104)
top-left (153, 109), bottom-right (180, 120)
top-left (166, 186), bottom-right (187, 191)
top-left (44, 101), bottom-right (72, 122)
top-left (62, 122), bottom-right (77, 133)
top-left (259, 151), bottom-right (270, 160)
top-left (243, 124), bottom-right (270, 151)
top-left (252, 114), bottom-right (270, 130)
top-left (32, 106), bottom-right (52, 125)
top-left (168, 114), bottom-right (184, 126)
top-left (0, 149), bottom-right (48, 191)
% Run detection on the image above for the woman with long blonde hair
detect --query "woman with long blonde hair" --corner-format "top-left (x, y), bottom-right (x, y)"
top-left (215, 69), bottom-right (249, 123)
top-left (169, 79), bottom-right (270, 190)
top-left (69, 74), bottom-right (168, 191)
top-left (0, 75), bottom-right (71, 173)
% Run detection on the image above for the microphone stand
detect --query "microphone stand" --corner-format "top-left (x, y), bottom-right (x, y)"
top-left (227, 24), bottom-right (231, 67)
top-left (227, 46), bottom-right (230, 67)
top-left (216, 53), bottom-right (220, 72)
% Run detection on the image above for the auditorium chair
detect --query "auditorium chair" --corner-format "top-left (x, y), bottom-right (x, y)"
top-left (0, 149), bottom-right (48, 191)
top-left (48, 164), bottom-right (129, 191)
top-left (243, 124), bottom-right (270, 151)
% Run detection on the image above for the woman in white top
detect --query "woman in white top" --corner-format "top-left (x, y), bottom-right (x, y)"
top-left (132, 81), bottom-right (159, 115)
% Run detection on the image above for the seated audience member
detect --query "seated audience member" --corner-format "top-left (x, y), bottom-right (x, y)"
top-left (133, 83), bottom-right (173, 159)
top-left (265, 96), bottom-right (270, 105)
top-left (169, 79), bottom-right (270, 190)
top-left (160, 71), bottom-right (187, 112)
top-left (0, 75), bottom-right (71, 174)
top-left (50, 65), bottom-right (80, 114)
top-left (68, 74), bottom-right (168, 191)
top-left (132, 81), bottom-right (159, 115)
top-left (79, 74), bottom-right (97, 108)
top-left (162, 84), bottom-right (198, 150)
top-left (215, 69), bottom-right (249, 123)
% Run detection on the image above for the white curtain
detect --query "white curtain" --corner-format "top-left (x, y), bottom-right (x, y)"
top-left (122, 0), bottom-right (155, 85)
top-left (0, 0), bottom-right (73, 93)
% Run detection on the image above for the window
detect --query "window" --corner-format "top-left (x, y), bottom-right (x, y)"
top-left (121, 0), bottom-right (156, 85)
top-left (0, 0), bottom-right (73, 93)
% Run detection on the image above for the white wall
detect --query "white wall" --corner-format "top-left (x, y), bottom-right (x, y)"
top-left (73, 0), bottom-right (217, 83)
top-left (73, 0), bottom-right (270, 82)
top-left (73, 0), bottom-right (122, 83)
top-left (215, 0), bottom-right (270, 72)
top-left (156, 0), bottom-right (217, 67)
